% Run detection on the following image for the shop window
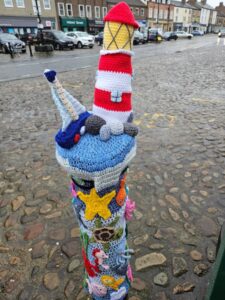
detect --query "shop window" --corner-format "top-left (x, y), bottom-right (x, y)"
top-left (141, 8), bottom-right (144, 16)
top-left (16, 0), bottom-right (25, 7)
top-left (95, 6), bottom-right (100, 19)
top-left (66, 3), bottom-right (73, 17)
top-left (4, 0), bottom-right (13, 7)
top-left (102, 7), bottom-right (107, 17)
top-left (43, 0), bottom-right (51, 10)
top-left (79, 5), bottom-right (85, 17)
top-left (86, 5), bottom-right (92, 18)
top-left (58, 3), bottom-right (65, 16)
top-left (135, 8), bottom-right (139, 16)
top-left (32, 0), bottom-right (41, 15)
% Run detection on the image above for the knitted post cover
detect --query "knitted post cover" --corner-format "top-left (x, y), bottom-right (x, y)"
top-left (44, 2), bottom-right (139, 299)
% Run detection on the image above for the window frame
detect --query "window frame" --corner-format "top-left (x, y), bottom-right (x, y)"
top-left (79, 4), bottom-right (85, 17)
top-left (86, 5), bottom-right (92, 18)
top-left (135, 8), bottom-right (139, 16)
top-left (141, 8), bottom-right (144, 16)
top-left (16, 0), bottom-right (25, 8)
top-left (95, 6), bottom-right (100, 19)
top-left (4, 0), bottom-right (13, 7)
top-left (102, 7), bottom-right (107, 17)
top-left (43, 0), bottom-right (51, 10)
top-left (66, 3), bottom-right (73, 17)
top-left (58, 2), bottom-right (65, 16)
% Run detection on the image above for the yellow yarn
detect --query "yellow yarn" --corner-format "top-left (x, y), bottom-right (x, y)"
top-left (103, 21), bottom-right (134, 51)
top-left (77, 188), bottom-right (116, 221)
top-left (101, 275), bottom-right (124, 290)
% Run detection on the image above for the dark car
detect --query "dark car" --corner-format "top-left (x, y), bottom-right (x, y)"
top-left (20, 32), bottom-right (37, 45)
top-left (163, 31), bottom-right (178, 41)
top-left (218, 30), bottom-right (225, 37)
top-left (95, 32), bottom-right (103, 46)
top-left (0, 33), bottom-right (26, 54)
top-left (192, 30), bottom-right (204, 36)
top-left (148, 29), bottom-right (163, 42)
top-left (37, 30), bottom-right (74, 50)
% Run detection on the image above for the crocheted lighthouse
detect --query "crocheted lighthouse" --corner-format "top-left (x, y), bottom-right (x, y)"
top-left (93, 2), bottom-right (139, 124)
top-left (44, 2), bottom-right (138, 300)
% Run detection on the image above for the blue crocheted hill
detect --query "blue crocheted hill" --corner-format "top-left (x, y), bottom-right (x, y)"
top-left (56, 133), bottom-right (136, 191)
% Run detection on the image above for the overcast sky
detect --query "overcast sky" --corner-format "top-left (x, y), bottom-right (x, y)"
top-left (204, 0), bottom-right (224, 7)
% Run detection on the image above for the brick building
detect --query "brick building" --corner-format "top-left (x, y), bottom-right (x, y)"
top-left (215, 2), bottom-right (225, 30)
top-left (0, 0), bottom-right (57, 34)
top-left (148, 0), bottom-right (174, 32)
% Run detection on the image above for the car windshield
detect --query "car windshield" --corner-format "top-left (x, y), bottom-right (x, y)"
top-left (0, 34), bottom-right (18, 41)
top-left (53, 31), bottom-right (66, 39)
top-left (75, 32), bottom-right (89, 37)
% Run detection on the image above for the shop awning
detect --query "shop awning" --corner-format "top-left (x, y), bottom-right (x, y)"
top-left (60, 17), bottom-right (87, 27)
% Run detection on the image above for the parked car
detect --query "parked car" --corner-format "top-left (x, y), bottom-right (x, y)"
top-left (148, 29), bottom-right (163, 42)
top-left (218, 30), bottom-right (225, 37)
top-left (176, 31), bottom-right (193, 39)
top-left (192, 30), bottom-right (204, 36)
top-left (163, 32), bottom-right (178, 41)
top-left (37, 30), bottom-right (74, 50)
top-left (20, 32), bottom-right (37, 44)
top-left (65, 31), bottom-right (94, 48)
top-left (95, 32), bottom-right (103, 46)
top-left (0, 33), bottom-right (26, 53)
top-left (133, 30), bottom-right (144, 45)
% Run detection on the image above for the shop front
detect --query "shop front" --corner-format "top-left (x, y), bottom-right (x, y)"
top-left (173, 22), bottom-right (183, 31)
top-left (88, 20), bottom-right (104, 34)
top-left (60, 17), bottom-right (87, 32)
top-left (0, 16), bottom-right (55, 35)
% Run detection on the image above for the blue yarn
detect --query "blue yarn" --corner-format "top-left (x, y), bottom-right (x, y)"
top-left (56, 133), bottom-right (135, 172)
top-left (55, 111), bottom-right (91, 149)
top-left (44, 69), bottom-right (56, 83)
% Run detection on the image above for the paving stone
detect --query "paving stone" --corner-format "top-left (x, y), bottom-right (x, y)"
top-left (135, 253), bottom-right (167, 271)
top-left (155, 292), bottom-right (168, 300)
top-left (11, 196), bottom-right (25, 211)
top-left (131, 277), bottom-right (146, 291)
top-left (43, 272), bottom-right (60, 290)
top-left (31, 240), bottom-right (46, 259)
top-left (149, 243), bottom-right (165, 250)
top-left (76, 288), bottom-right (88, 300)
top-left (173, 282), bottom-right (195, 294)
top-left (196, 216), bottom-right (218, 237)
top-left (9, 256), bottom-right (21, 265)
top-left (172, 257), bottom-right (188, 277)
top-left (18, 286), bottom-right (33, 300)
top-left (44, 211), bottom-right (62, 219)
top-left (70, 227), bottom-right (80, 238)
top-left (168, 208), bottom-right (180, 221)
top-left (165, 195), bottom-right (181, 208)
top-left (67, 259), bottom-right (80, 272)
top-left (207, 244), bottom-right (216, 263)
top-left (64, 279), bottom-right (76, 298)
top-left (0, 269), bottom-right (9, 281)
top-left (194, 263), bottom-right (209, 276)
top-left (40, 203), bottom-right (53, 215)
top-left (4, 275), bottom-right (20, 293)
top-left (134, 234), bottom-right (149, 246)
top-left (48, 228), bottom-right (66, 241)
top-left (153, 272), bottom-right (168, 287)
top-left (20, 213), bottom-right (38, 224)
top-left (4, 214), bottom-right (18, 228)
top-left (24, 223), bottom-right (44, 240)
top-left (190, 250), bottom-right (203, 261)
top-left (0, 244), bottom-right (10, 253)
top-left (61, 241), bottom-right (77, 258)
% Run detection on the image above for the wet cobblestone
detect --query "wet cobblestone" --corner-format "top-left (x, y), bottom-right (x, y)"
top-left (0, 41), bottom-right (225, 300)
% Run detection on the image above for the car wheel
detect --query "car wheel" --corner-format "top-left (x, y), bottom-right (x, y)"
top-left (77, 42), bottom-right (82, 49)
top-left (188, 36), bottom-right (192, 39)
top-left (2, 46), bottom-right (8, 54)
top-left (89, 45), bottom-right (93, 48)
top-left (22, 50), bottom-right (26, 53)
top-left (54, 43), bottom-right (60, 50)
top-left (97, 41), bottom-right (101, 46)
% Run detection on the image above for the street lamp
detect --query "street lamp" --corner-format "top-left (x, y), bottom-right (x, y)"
top-left (157, 0), bottom-right (160, 28)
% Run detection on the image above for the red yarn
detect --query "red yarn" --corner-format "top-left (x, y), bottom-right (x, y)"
top-left (94, 88), bottom-right (132, 111)
top-left (104, 2), bottom-right (139, 29)
top-left (82, 248), bottom-right (100, 277)
top-left (99, 53), bottom-right (132, 74)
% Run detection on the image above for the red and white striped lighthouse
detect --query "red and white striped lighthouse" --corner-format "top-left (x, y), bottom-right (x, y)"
top-left (92, 2), bottom-right (139, 123)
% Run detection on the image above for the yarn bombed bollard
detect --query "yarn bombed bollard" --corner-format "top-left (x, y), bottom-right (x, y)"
top-left (44, 3), bottom-right (139, 299)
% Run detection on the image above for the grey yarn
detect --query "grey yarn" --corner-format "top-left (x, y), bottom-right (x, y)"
top-left (127, 112), bottom-right (134, 123)
top-left (100, 124), bottom-right (111, 141)
top-left (85, 115), bottom-right (106, 135)
top-left (123, 123), bottom-right (138, 137)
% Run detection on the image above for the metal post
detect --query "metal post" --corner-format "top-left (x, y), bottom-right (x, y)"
top-left (157, 0), bottom-right (160, 28)
top-left (34, 0), bottom-right (43, 44)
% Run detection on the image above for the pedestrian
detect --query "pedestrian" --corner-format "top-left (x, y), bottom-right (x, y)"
top-left (44, 2), bottom-right (139, 299)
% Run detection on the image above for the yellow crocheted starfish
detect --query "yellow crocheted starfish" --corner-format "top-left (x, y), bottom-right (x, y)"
top-left (77, 188), bottom-right (116, 221)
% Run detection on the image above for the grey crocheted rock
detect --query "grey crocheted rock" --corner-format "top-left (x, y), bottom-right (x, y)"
top-left (100, 124), bottom-right (111, 141)
top-left (109, 121), bottom-right (124, 135)
top-left (127, 112), bottom-right (134, 123)
top-left (85, 115), bottom-right (106, 135)
top-left (124, 123), bottom-right (138, 137)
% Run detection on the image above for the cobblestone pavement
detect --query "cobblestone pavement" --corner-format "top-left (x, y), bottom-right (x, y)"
top-left (0, 39), bottom-right (225, 300)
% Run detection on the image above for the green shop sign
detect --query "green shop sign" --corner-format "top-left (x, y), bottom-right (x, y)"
top-left (61, 17), bottom-right (87, 27)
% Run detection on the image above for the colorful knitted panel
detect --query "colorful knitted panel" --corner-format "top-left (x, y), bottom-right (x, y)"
top-left (72, 173), bottom-right (135, 300)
